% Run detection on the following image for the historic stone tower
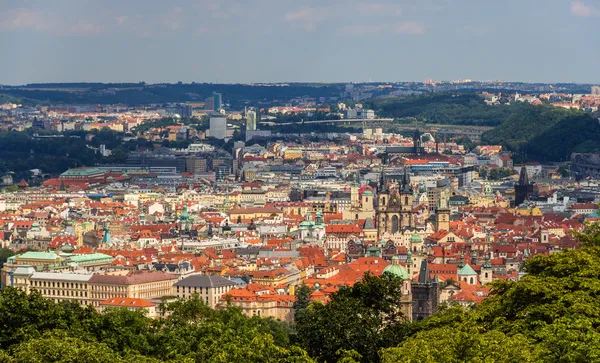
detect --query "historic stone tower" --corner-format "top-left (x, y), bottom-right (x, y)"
top-left (412, 260), bottom-right (439, 321)
top-left (377, 169), bottom-right (415, 237)
top-left (514, 167), bottom-right (533, 206)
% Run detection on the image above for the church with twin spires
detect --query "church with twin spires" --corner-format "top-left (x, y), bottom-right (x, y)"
top-left (376, 169), bottom-right (416, 236)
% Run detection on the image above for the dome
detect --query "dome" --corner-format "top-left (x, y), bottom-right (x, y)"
top-left (410, 233), bottom-right (422, 243)
top-left (383, 264), bottom-right (410, 280)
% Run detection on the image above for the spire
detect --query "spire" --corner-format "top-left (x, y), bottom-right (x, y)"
top-left (519, 167), bottom-right (529, 185)
top-left (483, 253), bottom-right (491, 268)
top-left (417, 260), bottom-right (431, 284)
top-left (401, 167), bottom-right (412, 193)
top-left (406, 250), bottom-right (413, 265)
top-left (102, 225), bottom-right (111, 244)
top-left (379, 168), bottom-right (386, 192)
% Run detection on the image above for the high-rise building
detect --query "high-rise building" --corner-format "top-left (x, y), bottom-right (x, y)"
top-left (209, 115), bottom-right (227, 139)
top-left (213, 92), bottom-right (222, 112)
top-left (592, 86), bottom-right (600, 96)
top-left (246, 108), bottom-right (257, 131)
top-left (204, 97), bottom-right (215, 111)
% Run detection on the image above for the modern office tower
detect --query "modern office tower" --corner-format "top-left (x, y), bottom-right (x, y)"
top-left (209, 114), bottom-right (227, 139)
top-left (246, 108), bottom-right (257, 131)
top-left (213, 92), bottom-right (222, 112)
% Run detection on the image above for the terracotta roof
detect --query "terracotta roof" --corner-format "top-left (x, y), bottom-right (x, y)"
top-left (100, 297), bottom-right (156, 308)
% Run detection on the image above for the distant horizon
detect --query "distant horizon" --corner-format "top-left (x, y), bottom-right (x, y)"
top-left (2, 79), bottom-right (599, 87)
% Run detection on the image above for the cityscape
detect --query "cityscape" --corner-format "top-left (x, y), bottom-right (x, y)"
top-left (1, 1), bottom-right (600, 362)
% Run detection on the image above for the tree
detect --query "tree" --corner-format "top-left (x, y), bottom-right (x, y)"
top-left (294, 284), bottom-right (311, 316)
top-left (295, 273), bottom-right (410, 363)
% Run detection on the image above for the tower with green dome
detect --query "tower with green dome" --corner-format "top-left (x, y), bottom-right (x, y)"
top-left (383, 258), bottom-right (413, 320)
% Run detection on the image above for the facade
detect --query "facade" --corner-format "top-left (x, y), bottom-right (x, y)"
top-left (8, 267), bottom-right (178, 307)
top-left (209, 115), bottom-right (227, 140)
top-left (223, 284), bottom-right (295, 322)
top-left (411, 260), bottom-right (439, 321)
top-left (213, 92), bottom-right (222, 112)
top-left (377, 171), bottom-right (415, 237)
top-left (174, 274), bottom-right (236, 308)
top-left (246, 108), bottom-right (257, 131)
top-left (514, 167), bottom-right (534, 206)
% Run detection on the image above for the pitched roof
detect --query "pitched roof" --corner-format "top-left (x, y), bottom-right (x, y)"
top-left (458, 263), bottom-right (477, 276)
top-left (100, 297), bottom-right (156, 308)
top-left (174, 274), bottom-right (235, 288)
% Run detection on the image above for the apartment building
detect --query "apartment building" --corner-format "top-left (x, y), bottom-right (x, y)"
top-left (9, 267), bottom-right (178, 307)
top-left (174, 274), bottom-right (236, 308)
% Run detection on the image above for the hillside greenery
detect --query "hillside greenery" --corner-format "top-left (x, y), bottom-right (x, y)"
top-left (367, 93), bottom-right (513, 126)
top-left (0, 225), bottom-right (599, 362)
top-left (370, 93), bottom-right (599, 161)
top-left (0, 83), bottom-right (343, 108)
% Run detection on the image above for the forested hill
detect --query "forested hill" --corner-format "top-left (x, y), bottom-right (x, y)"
top-left (482, 110), bottom-right (600, 161)
top-left (370, 93), bottom-right (599, 161)
top-left (367, 93), bottom-right (514, 126)
top-left (0, 83), bottom-right (343, 107)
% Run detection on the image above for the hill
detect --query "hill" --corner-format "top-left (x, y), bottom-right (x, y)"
top-left (368, 93), bottom-right (514, 126)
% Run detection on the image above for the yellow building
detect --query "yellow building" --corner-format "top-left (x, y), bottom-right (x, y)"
top-left (8, 267), bottom-right (178, 307)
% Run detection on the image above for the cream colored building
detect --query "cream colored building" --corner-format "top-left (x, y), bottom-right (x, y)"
top-left (174, 274), bottom-right (236, 308)
top-left (9, 267), bottom-right (177, 307)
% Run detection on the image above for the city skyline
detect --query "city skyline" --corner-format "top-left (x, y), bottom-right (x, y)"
top-left (1, 0), bottom-right (600, 85)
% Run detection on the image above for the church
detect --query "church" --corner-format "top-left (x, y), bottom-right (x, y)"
top-left (376, 170), bottom-right (416, 236)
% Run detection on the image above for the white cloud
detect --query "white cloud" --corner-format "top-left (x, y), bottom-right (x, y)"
top-left (570, 1), bottom-right (600, 17)
top-left (0, 9), bottom-right (49, 31)
top-left (284, 7), bottom-right (333, 31)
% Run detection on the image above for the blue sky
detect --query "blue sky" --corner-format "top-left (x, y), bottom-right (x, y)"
top-left (1, 0), bottom-right (599, 84)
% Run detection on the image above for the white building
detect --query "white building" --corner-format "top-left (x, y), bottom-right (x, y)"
top-left (209, 115), bottom-right (227, 139)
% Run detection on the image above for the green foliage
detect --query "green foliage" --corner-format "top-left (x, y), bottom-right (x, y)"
top-left (295, 273), bottom-right (410, 363)
top-left (481, 108), bottom-right (599, 161)
top-left (381, 327), bottom-right (538, 363)
top-left (294, 284), bottom-right (311, 316)
top-left (523, 114), bottom-right (600, 161)
top-left (0, 290), bottom-right (311, 362)
top-left (369, 93), bottom-right (513, 126)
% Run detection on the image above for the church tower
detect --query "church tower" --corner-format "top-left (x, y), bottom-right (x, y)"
top-left (435, 191), bottom-right (450, 232)
top-left (376, 168), bottom-right (415, 237)
top-left (514, 167), bottom-right (533, 206)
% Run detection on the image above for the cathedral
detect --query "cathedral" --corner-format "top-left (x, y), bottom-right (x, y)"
top-left (376, 169), bottom-right (416, 237)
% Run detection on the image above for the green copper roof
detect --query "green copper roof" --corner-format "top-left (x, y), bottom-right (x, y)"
top-left (362, 190), bottom-right (373, 197)
top-left (67, 253), bottom-right (113, 264)
top-left (458, 263), bottom-right (477, 276)
top-left (383, 264), bottom-right (410, 280)
top-left (17, 252), bottom-right (61, 260)
top-left (60, 167), bottom-right (104, 177)
top-left (410, 233), bottom-right (422, 243)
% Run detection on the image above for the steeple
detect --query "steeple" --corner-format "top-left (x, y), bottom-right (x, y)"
top-left (379, 168), bottom-right (387, 192)
top-left (518, 166), bottom-right (529, 185)
top-left (401, 167), bottom-right (412, 193)
top-left (102, 225), bottom-right (111, 244)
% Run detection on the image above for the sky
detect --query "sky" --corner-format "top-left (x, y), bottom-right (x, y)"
top-left (1, 0), bottom-right (599, 85)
